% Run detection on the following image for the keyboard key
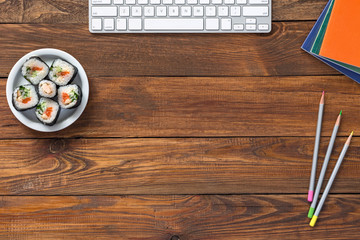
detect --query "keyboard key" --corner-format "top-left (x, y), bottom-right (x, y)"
top-left (230, 6), bottom-right (240, 16)
top-left (138, 0), bottom-right (148, 4)
top-left (169, 6), bottom-right (179, 16)
top-left (224, 0), bottom-right (234, 4)
top-left (249, 0), bottom-right (268, 4)
top-left (218, 6), bottom-right (228, 16)
top-left (181, 6), bottom-right (191, 16)
top-left (246, 18), bottom-right (256, 24)
top-left (205, 6), bottom-right (216, 16)
top-left (157, 6), bottom-right (167, 16)
top-left (188, 0), bottom-right (198, 4)
top-left (132, 6), bottom-right (142, 16)
top-left (104, 18), bottom-right (115, 30)
top-left (243, 6), bottom-right (268, 16)
top-left (206, 18), bottom-right (219, 30)
top-left (233, 23), bottom-right (244, 30)
top-left (246, 24), bottom-right (256, 30)
top-left (193, 6), bottom-right (204, 16)
top-left (114, 0), bottom-right (124, 4)
top-left (116, 18), bottom-right (127, 30)
top-left (129, 19), bottom-right (142, 30)
top-left (212, 0), bottom-right (222, 4)
top-left (144, 6), bottom-right (155, 16)
top-left (175, 0), bottom-right (186, 4)
top-left (221, 18), bottom-right (231, 30)
top-left (200, 0), bottom-right (210, 4)
top-left (163, 0), bottom-right (173, 4)
top-left (236, 0), bottom-right (246, 3)
top-left (92, 0), bottom-right (111, 4)
top-left (150, 0), bottom-right (161, 3)
top-left (258, 24), bottom-right (269, 31)
top-left (92, 7), bottom-right (117, 16)
top-left (119, 6), bottom-right (130, 16)
top-left (91, 18), bottom-right (102, 30)
top-left (126, 0), bottom-right (136, 4)
top-left (144, 19), bottom-right (203, 30)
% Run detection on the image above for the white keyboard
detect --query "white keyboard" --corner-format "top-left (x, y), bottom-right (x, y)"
top-left (89, 0), bottom-right (271, 33)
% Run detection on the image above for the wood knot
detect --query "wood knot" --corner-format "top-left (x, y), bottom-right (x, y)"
top-left (49, 139), bottom-right (66, 153)
top-left (170, 236), bottom-right (180, 240)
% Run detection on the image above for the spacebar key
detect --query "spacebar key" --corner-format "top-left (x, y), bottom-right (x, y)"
top-left (144, 19), bottom-right (204, 31)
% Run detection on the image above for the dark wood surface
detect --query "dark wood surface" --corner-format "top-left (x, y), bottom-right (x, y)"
top-left (0, 0), bottom-right (359, 239)
top-left (1, 195), bottom-right (360, 239)
top-left (1, 76), bottom-right (359, 138)
top-left (0, 22), bottom-right (340, 77)
top-left (0, 137), bottom-right (360, 195)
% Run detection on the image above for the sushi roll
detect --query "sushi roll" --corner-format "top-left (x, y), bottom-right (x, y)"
top-left (49, 59), bottom-right (78, 86)
top-left (12, 84), bottom-right (39, 111)
top-left (58, 84), bottom-right (81, 109)
top-left (21, 57), bottom-right (49, 85)
top-left (35, 98), bottom-right (60, 126)
top-left (38, 80), bottom-right (57, 98)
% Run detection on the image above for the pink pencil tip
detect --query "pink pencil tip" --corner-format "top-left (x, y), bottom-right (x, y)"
top-left (320, 92), bottom-right (325, 104)
top-left (308, 191), bottom-right (313, 202)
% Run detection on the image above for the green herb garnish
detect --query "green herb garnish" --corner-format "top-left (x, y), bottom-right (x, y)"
top-left (36, 101), bottom-right (47, 114)
top-left (70, 90), bottom-right (79, 102)
top-left (19, 86), bottom-right (30, 98)
top-left (53, 66), bottom-right (62, 77)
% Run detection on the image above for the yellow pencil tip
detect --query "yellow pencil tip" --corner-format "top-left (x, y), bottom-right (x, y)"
top-left (310, 215), bottom-right (318, 227)
top-left (351, 131), bottom-right (354, 136)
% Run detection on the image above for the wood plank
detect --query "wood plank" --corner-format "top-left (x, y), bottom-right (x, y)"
top-left (0, 0), bottom-right (327, 23)
top-left (0, 137), bottom-right (359, 195)
top-left (1, 195), bottom-right (360, 239)
top-left (1, 76), bottom-right (359, 138)
top-left (273, 0), bottom-right (327, 21)
top-left (0, 22), bottom-right (339, 78)
top-left (0, 0), bottom-right (87, 24)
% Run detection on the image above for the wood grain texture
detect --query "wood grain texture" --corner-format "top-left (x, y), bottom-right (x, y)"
top-left (0, 22), bottom-right (339, 78)
top-left (272, 0), bottom-right (327, 21)
top-left (1, 195), bottom-right (360, 239)
top-left (1, 0), bottom-right (359, 238)
top-left (0, 137), bottom-right (359, 195)
top-left (1, 76), bottom-right (359, 138)
top-left (0, 0), bottom-right (328, 23)
top-left (0, 0), bottom-right (86, 24)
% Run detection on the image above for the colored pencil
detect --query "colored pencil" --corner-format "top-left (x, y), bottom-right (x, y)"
top-left (310, 131), bottom-right (354, 227)
top-left (308, 111), bottom-right (342, 218)
top-left (308, 91), bottom-right (325, 202)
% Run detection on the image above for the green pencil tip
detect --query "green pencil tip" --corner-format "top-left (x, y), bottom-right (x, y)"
top-left (308, 207), bottom-right (315, 219)
top-left (339, 110), bottom-right (342, 116)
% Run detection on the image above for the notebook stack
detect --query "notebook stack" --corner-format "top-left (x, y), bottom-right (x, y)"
top-left (302, 0), bottom-right (360, 83)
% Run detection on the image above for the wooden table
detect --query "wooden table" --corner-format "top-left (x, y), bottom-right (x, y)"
top-left (1, 0), bottom-right (359, 239)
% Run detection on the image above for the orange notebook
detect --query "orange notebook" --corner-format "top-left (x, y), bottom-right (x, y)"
top-left (319, 0), bottom-right (360, 68)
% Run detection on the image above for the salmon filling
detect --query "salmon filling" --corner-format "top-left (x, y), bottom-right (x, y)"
top-left (16, 86), bottom-right (32, 103)
top-left (42, 107), bottom-right (53, 120)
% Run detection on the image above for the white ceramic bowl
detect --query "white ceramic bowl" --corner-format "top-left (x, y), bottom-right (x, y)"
top-left (6, 48), bottom-right (89, 132)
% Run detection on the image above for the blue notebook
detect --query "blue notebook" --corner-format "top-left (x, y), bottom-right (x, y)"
top-left (301, 0), bottom-right (360, 83)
